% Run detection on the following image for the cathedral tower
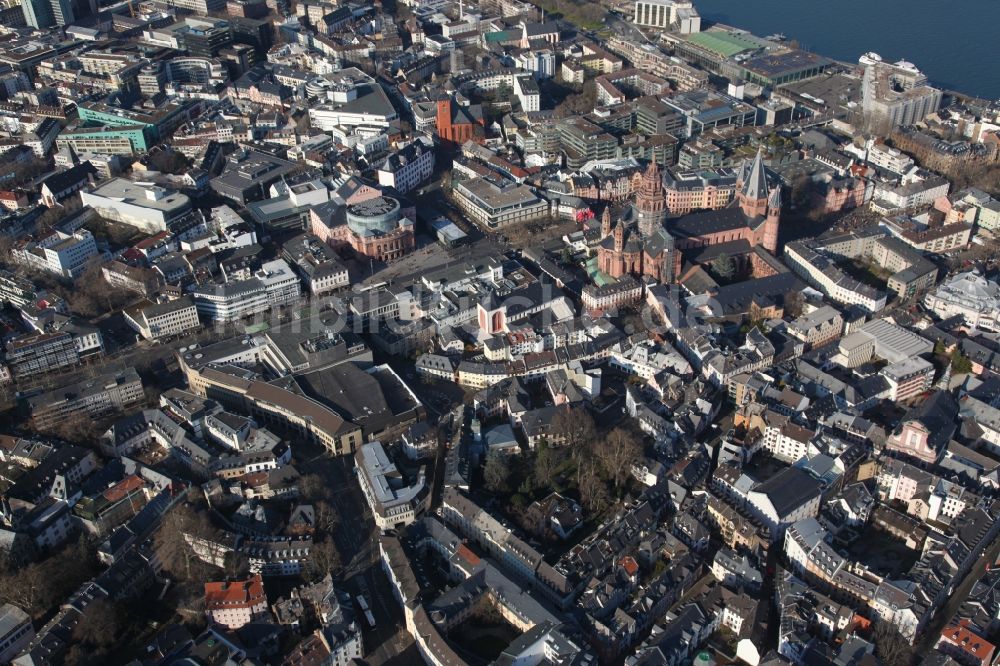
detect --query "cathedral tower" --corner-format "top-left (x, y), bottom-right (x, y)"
top-left (737, 147), bottom-right (770, 219)
top-left (634, 161), bottom-right (668, 238)
top-left (762, 185), bottom-right (781, 252)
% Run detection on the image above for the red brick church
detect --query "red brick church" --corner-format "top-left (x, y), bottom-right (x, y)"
top-left (597, 148), bottom-right (781, 284)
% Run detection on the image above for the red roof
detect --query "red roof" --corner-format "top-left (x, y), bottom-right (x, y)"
top-left (102, 474), bottom-right (145, 502)
top-left (120, 248), bottom-right (145, 263)
top-left (620, 556), bottom-right (639, 576)
top-left (242, 471), bottom-right (269, 487)
top-left (456, 544), bottom-right (481, 567)
top-left (940, 621), bottom-right (996, 661)
top-left (133, 231), bottom-right (171, 250)
top-left (205, 574), bottom-right (266, 610)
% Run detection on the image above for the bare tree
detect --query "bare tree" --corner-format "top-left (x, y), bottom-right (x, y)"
top-left (66, 258), bottom-right (132, 319)
top-left (578, 460), bottom-right (609, 514)
top-left (155, 504), bottom-right (218, 581)
top-left (41, 411), bottom-right (102, 447)
top-left (594, 427), bottom-right (642, 491)
top-left (0, 561), bottom-right (49, 614)
top-left (550, 406), bottom-right (597, 453)
top-left (313, 500), bottom-right (339, 534)
top-left (784, 290), bottom-right (806, 319)
top-left (533, 441), bottom-right (564, 491)
top-left (175, 582), bottom-right (206, 623)
top-left (299, 474), bottom-right (332, 503)
top-left (0, 234), bottom-right (14, 265)
top-left (483, 450), bottom-right (511, 494)
top-left (872, 622), bottom-right (914, 666)
top-left (0, 539), bottom-right (96, 617)
top-left (146, 149), bottom-right (190, 175)
top-left (72, 600), bottom-right (118, 647)
top-left (223, 551), bottom-right (251, 580)
top-left (304, 537), bottom-right (341, 582)
top-left (553, 80), bottom-right (597, 118)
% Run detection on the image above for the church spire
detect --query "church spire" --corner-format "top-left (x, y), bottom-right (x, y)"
top-left (601, 206), bottom-right (612, 237)
top-left (768, 185), bottom-right (782, 211)
top-left (742, 146), bottom-right (768, 202)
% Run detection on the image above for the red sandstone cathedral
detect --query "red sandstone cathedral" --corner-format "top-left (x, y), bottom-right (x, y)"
top-left (597, 148), bottom-right (781, 284)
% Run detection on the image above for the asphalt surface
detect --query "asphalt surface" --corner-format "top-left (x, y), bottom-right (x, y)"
top-left (915, 532), bottom-right (1000, 652)
top-left (297, 442), bottom-right (415, 665)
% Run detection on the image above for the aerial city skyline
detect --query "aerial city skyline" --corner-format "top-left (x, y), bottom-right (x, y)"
top-left (0, 0), bottom-right (998, 664)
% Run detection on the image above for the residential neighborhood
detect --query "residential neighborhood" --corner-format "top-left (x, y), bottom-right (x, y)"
top-left (0, 0), bottom-right (998, 663)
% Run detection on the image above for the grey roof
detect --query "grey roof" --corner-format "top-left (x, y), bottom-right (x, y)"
top-left (752, 466), bottom-right (822, 518)
top-left (671, 207), bottom-right (756, 239)
top-left (0, 603), bottom-right (29, 638)
top-left (129, 295), bottom-right (196, 320)
top-left (743, 147), bottom-right (768, 200)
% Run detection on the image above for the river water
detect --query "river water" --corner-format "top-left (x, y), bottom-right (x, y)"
top-left (693, 0), bottom-right (1000, 100)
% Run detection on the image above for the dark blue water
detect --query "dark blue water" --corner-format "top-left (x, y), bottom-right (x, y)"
top-left (693, 0), bottom-right (1000, 100)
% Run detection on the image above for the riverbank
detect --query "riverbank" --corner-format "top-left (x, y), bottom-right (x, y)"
top-left (693, 0), bottom-right (1000, 100)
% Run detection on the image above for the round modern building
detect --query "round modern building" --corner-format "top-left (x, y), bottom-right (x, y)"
top-left (346, 196), bottom-right (401, 236)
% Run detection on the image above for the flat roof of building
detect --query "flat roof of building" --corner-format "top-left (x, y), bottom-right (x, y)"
top-left (685, 31), bottom-right (759, 58)
top-left (86, 178), bottom-right (191, 214)
top-left (743, 50), bottom-right (833, 78)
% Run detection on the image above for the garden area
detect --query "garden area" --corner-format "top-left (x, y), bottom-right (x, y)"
top-left (847, 525), bottom-right (920, 577)
top-left (477, 406), bottom-right (647, 541)
top-left (835, 256), bottom-right (893, 290)
top-left (449, 604), bottom-right (523, 665)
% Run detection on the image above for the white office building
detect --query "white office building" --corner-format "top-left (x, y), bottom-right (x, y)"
top-left (633, 0), bottom-right (700, 33)
top-left (124, 296), bottom-right (202, 340)
top-left (12, 229), bottom-right (98, 279)
top-left (257, 259), bottom-right (301, 306)
top-left (192, 260), bottom-right (300, 322)
top-left (376, 140), bottom-right (435, 194)
top-left (80, 179), bottom-right (193, 234)
top-left (923, 271), bottom-right (1000, 333)
top-left (355, 441), bottom-right (427, 530)
top-left (514, 73), bottom-right (541, 112)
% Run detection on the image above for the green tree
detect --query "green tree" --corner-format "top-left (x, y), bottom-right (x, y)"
top-left (933, 338), bottom-right (946, 355)
top-left (951, 349), bottom-right (973, 374)
top-left (711, 252), bottom-right (735, 281)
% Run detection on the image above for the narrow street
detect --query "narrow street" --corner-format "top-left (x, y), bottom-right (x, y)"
top-left (915, 533), bottom-right (1000, 653)
top-left (299, 443), bottom-right (415, 664)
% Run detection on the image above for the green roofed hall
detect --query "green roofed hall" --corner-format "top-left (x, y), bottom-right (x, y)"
top-left (685, 31), bottom-right (760, 58)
